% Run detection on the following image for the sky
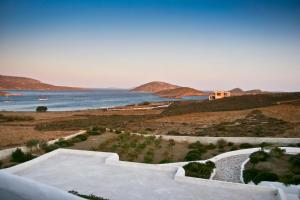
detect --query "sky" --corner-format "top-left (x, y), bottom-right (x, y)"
top-left (0, 0), bottom-right (299, 91)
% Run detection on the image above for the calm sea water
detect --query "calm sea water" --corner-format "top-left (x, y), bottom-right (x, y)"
top-left (0, 90), bottom-right (208, 111)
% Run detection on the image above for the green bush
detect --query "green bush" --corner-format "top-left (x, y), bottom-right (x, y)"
top-left (36, 106), bottom-right (47, 112)
top-left (185, 150), bottom-right (203, 161)
top-left (270, 147), bottom-right (285, 158)
top-left (0, 160), bottom-right (3, 168)
top-left (183, 161), bottom-right (215, 179)
top-left (206, 143), bottom-right (216, 150)
top-left (227, 142), bottom-right (234, 146)
top-left (239, 143), bottom-right (253, 149)
top-left (289, 154), bottom-right (300, 167)
top-left (88, 127), bottom-right (105, 135)
top-left (249, 151), bottom-right (269, 164)
top-left (11, 148), bottom-right (35, 163)
top-left (26, 139), bottom-right (39, 149)
top-left (72, 134), bottom-right (88, 142)
top-left (243, 168), bottom-right (260, 183)
top-left (54, 138), bottom-right (74, 147)
top-left (217, 139), bottom-right (227, 148)
top-left (253, 172), bottom-right (279, 184)
top-left (280, 174), bottom-right (300, 186)
top-left (41, 143), bottom-right (60, 153)
top-left (188, 141), bottom-right (204, 149)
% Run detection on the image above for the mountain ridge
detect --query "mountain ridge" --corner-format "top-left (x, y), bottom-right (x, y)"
top-left (0, 75), bottom-right (85, 91)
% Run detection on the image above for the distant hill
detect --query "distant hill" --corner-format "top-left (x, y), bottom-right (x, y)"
top-left (155, 87), bottom-right (206, 99)
top-left (132, 81), bottom-right (206, 99)
top-left (0, 75), bottom-right (84, 90)
top-left (0, 91), bottom-right (9, 96)
top-left (131, 81), bottom-right (180, 93)
top-left (229, 88), bottom-right (265, 96)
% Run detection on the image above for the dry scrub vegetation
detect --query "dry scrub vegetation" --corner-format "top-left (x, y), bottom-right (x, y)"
top-left (0, 93), bottom-right (299, 149)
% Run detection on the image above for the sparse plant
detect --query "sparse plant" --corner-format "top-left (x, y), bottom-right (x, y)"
top-left (168, 139), bottom-right (175, 147)
top-left (11, 148), bottom-right (35, 163)
top-left (26, 139), bottom-right (39, 151)
top-left (183, 161), bottom-right (215, 179)
top-left (249, 151), bottom-right (269, 165)
top-left (270, 147), bottom-right (285, 158)
top-left (217, 139), bottom-right (227, 149)
top-left (239, 143), bottom-right (253, 149)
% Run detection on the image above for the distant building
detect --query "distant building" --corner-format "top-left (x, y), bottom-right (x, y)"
top-left (209, 91), bottom-right (231, 100)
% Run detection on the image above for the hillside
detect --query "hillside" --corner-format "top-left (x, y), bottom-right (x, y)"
top-left (131, 81), bottom-right (179, 93)
top-left (0, 75), bottom-right (84, 90)
top-left (0, 91), bottom-right (9, 96)
top-left (230, 88), bottom-right (264, 96)
top-left (155, 87), bottom-right (206, 98)
top-left (162, 92), bottom-right (300, 116)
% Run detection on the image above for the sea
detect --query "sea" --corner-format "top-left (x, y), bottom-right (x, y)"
top-left (0, 90), bottom-right (208, 112)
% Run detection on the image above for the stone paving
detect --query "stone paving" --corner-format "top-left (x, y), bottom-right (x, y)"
top-left (213, 154), bottom-right (250, 183)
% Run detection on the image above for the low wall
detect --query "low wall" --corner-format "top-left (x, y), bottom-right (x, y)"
top-left (0, 130), bottom-right (86, 160)
top-left (133, 133), bottom-right (300, 145)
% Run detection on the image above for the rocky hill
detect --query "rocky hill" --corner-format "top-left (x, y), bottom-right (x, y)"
top-left (132, 81), bottom-right (206, 99)
top-left (155, 87), bottom-right (206, 98)
top-left (229, 88), bottom-right (264, 96)
top-left (131, 81), bottom-right (179, 93)
top-left (0, 75), bottom-right (83, 90)
top-left (0, 91), bottom-right (9, 96)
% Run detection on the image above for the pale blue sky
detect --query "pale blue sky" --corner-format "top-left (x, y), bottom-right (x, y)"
top-left (0, 0), bottom-right (299, 91)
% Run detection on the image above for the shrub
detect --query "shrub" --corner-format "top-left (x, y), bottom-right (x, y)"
top-left (0, 160), bottom-right (2, 168)
top-left (185, 150), bottom-right (203, 161)
top-left (239, 143), bottom-right (253, 149)
top-left (206, 143), bottom-right (216, 150)
top-left (11, 148), bottom-right (35, 163)
top-left (289, 154), bottom-right (300, 167)
top-left (26, 139), bottom-right (39, 149)
top-left (259, 142), bottom-right (271, 151)
top-left (280, 174), bottom-right (300, 186)
top-left (54, 138), bottom-right (74, 147)
top-left (88, 127), bottom-right (105, 135)
top-left (188, 141), bottom-right (204, 149)
top-left (183, 161), bottom-right (215, 179)
top-left (227, 142), bottom-right (234, 146)
top-left (36, 106), bottom-right (47, 112)
top-left (168, 139), bottom-right (175, 146)
top-left (249, 151), bottom-right (269, 164)
top-left (253, 172), bottom-right (279, 184)
top-left (230, 145), bottom-right (238, 151)
top-left (217, 139), bottom-right (227, 148)
top-left (73, 134), bottom-right (88, 142)
top-left (270, 147), bottom-right (285, 158)
top-left (243, 168), bottom-right (260, 183)
top-left (41, 143), bottom-right (60, 153)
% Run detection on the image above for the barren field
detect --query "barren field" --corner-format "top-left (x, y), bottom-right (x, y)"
top-left (0, 100), bottom-right (299, 149)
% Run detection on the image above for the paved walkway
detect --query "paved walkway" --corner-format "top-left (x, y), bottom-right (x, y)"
top-left (213, 154), bottom-right (250, 183)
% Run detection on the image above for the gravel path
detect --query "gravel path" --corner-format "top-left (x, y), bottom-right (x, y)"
top-left (213, 154), bottom-right (250, 183)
